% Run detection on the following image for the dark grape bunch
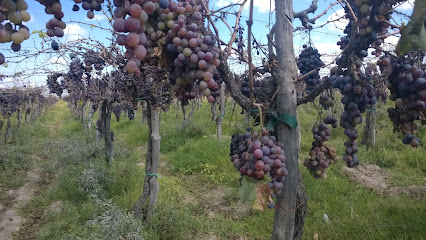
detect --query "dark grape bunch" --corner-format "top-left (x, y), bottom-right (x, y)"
top-left (230, 128), bottom-right (288, 203)
top-left (37, 0), bottom-right (66, 38)
top-left (304, 116), bottom-right (338, 179)
top-left (0, 0), bottom-right (32, 64)
top-left (127, 107), bottom-right (135, 120)
top-left (381, 53), bottom-right (425, 147)
top-left (297, 45), bottom-right (324, 94)
top-left (337, 0), bottom-right (404, 68)
top-left (82, 50), bottom-right (106, 74)
top-left (112, 102), bottom-right (122, 122)
top-left (46, 73), bottom-right (64, 96)
top-left (319, 91), bottom-right (334, 110)
top-left (240, 76), bottom-right (261, 98)
top-left (330, 73), bottom-right (376, 167)
top-left (72, 0), bottom-right (104, 19)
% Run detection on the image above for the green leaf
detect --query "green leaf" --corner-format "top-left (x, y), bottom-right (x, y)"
top-left (396, 0), bottom-right (426, 56)
top-left (265, 24), bottom-right (269, 28)
top-left (239, 177), bottom-right (258, 202)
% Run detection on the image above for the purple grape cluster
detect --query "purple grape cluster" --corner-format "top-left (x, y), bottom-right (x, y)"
top-left (36, 0), bottom-right (66, 38)
top-left (112, 0), bottom-right (223, 105)
top-left (336, 0), bottom-right (404, 68)
top-left (297, 45), bottom-right (324, 94)
top-left (72, 0), bottom-right (103, 19)
top-left (330, 73), bottom-right (376, 167)
top-left (230, 129), bottom-right (287, 196)
top-left (381, 53), bottom-right (425, 147)
top-left (304, 116), bottom-right (338, 178)
top-left (46, 73), bottom-right (64, 97)
top-left (82, 50), bottom-right (106, 74)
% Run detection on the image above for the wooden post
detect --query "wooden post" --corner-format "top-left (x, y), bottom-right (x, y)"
top-left (4, 113), bottom-right (12, 142)
top-left (17, 108), bottom-right (22, 129)
top-left (271, 0), bottom-right (300, 238)
top-left (217, 82), bottom-right (226, 139)
top-left (361, 104), bottom-right (376, 148)
top-left (133, 102), bottom-right (161, 221)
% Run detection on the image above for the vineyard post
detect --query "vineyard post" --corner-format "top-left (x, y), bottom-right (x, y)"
top-left (133, 100), bottom-right (161, 221)
top-left (216, 82), bottom-right (226, 139)
top-left (82, 100), bottom-right (89, 130)
top-left (87, 101), bottom-right (94, 131)
top-left (361, 103), bottom-right (376, 147)
top-left (4, 112), bottom-right (12, 141)
top-left (211, 100), bottom-right (217, 121)
top-left (103, 75), bottom-right (114, 166)
top-left (17, 107), bottom-right (21, 129)
top-left (271, 0), bottom-right (300, 238)
top-left (0, 119), bottom-right (3, 135)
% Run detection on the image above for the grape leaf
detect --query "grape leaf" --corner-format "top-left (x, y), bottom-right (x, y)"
top-left (239, 177), bottom-right (258, 202)
top-left (252, 183), bottom-right (273, 211)
top-left (396, 0), bottom-right (426, 56)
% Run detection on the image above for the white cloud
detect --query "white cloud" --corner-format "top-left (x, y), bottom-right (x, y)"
top-left (48, 56), bottom-right (67, 65)
top-left (397, 0), bottom-right (414, 10)
top-left (214, 0), bottom-right (274, 13)
top-left (64, 24), bottom-right (88, 41)
top-left (324, 9), bottom-right (349, 31)
top-left (88, 14), bottom-right (108, 21)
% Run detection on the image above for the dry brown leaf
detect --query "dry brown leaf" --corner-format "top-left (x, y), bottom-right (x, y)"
top-left (252, 183), bottom-right (273, 211)
top-left (323, 144), bottom-right (337, 160)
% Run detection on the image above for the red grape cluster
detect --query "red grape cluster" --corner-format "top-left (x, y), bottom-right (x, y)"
top-left (112, 0), bottom-right (222, 105)
top-left (0, 0), bottom-right (31, 63)
top-left (230, 129), bottom-right (288, 196)
top-left (304, 116), bottom-right (338, 178)
top-left (380, 53), bottom-right (425, 147)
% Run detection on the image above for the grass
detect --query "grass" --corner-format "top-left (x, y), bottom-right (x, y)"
top-left (0, 99), bottom-right (424, 240)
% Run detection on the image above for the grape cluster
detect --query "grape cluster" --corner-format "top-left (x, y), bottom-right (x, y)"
top-left (127, 107), bottom-right (135, 120)
top-left (112, 0), bottom-right (222, 105)
top-left (112, 102), bottom-right (122, 122)
top-left (337, 0), bottom-right (402, 68)
top-left (72, 0), bottom-right (103, 19)
top-left (230, 129), bottom-right (287, 197)
top-left (0, 0), bottom-right (31, 63)
top-left (37, 0), bottom-right (66, 38)
top-left (330, 73), bottom-right (376, 167)
top-left (82, 50), bottom-right (106, 74)
top-left (240, 76), bottom-right (261, 98)
top-left (382, 53), bottom-right (425, 147)
top-left (297, 45), bottom-right (324, 94)
top-left (304, 116), bottom-right (338, 178)
top-left (319, 92), bottom-right (334, 110)
top-left (46, 73), bottom-right (64, 96)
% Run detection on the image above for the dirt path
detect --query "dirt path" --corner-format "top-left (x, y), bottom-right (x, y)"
top-left (342, 163), bottom-right (426, 199)
top-left (0, 168), bottom-right (41, 239)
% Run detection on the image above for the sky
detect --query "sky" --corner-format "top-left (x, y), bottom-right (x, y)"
top-left (0, 0), bottom-right (415, 88)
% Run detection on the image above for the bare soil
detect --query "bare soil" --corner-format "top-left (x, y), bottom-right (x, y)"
top-left (342, 163), bottom-right (426, 199)
top-left (0, 169), bottom-right (41, 239)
